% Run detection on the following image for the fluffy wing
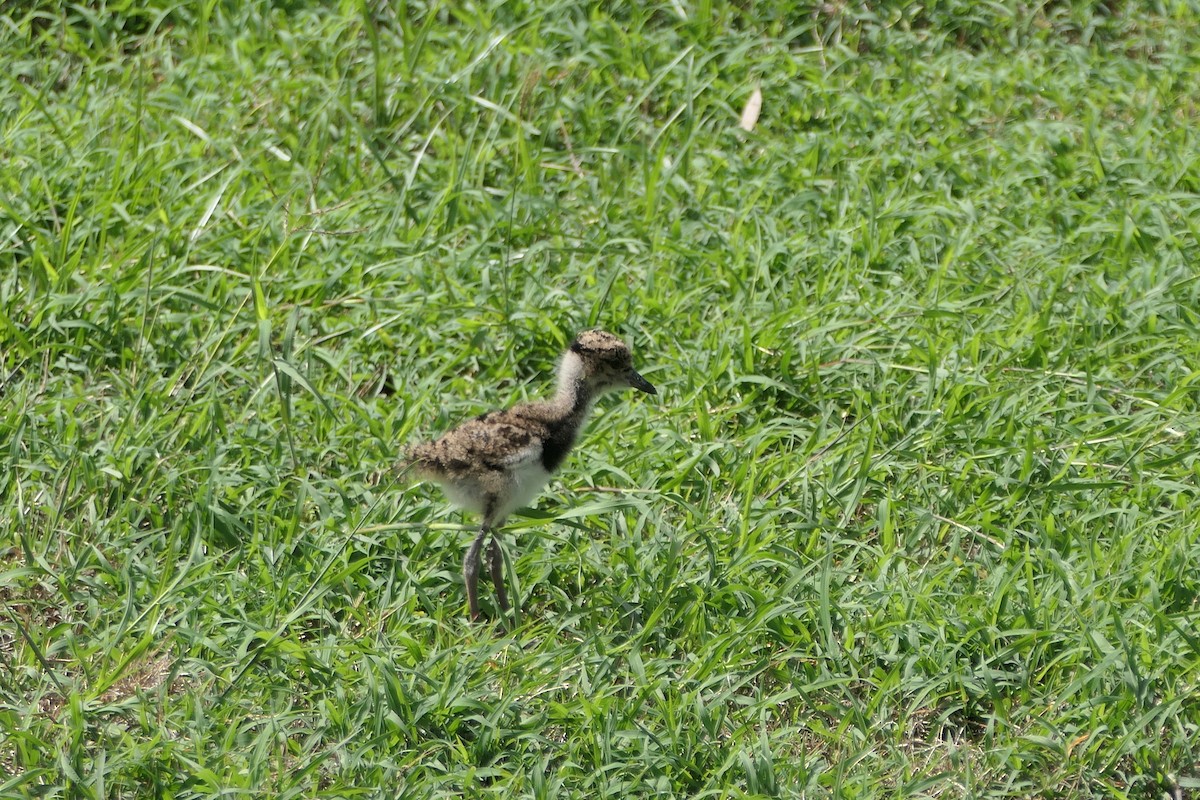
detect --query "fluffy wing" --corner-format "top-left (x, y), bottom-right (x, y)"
top-left (409, 411), bottom-right (547, 477)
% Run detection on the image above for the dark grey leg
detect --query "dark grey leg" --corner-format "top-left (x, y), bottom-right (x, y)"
top-left (463, 525), bottom-right (489, 621)
top-left (487, 533), bottom-right (509, 614)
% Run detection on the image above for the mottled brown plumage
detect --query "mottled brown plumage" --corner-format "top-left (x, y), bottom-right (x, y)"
top-left (408, 329), bottom-right (657, 624)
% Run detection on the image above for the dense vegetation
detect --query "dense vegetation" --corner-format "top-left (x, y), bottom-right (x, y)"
top-left (3, 1), bottom-right (1199, 796)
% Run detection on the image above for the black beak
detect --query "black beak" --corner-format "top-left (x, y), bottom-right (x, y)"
top-left (627, 369), bottom-right (657, 395)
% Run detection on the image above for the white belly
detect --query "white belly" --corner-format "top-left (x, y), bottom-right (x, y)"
top-left (433, 459), bottom-right (553, 525)
top-left (493, 460), bottom-right (552, 522)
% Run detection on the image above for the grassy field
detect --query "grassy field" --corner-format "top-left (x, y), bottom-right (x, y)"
top-left (3, 0), bottom-right (1200, 796)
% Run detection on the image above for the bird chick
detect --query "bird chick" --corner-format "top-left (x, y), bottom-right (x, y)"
top-left (408, 330), bottom-right (657, 623)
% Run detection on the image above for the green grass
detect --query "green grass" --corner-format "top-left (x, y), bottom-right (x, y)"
top-left (3, 0), bottom-right (1200, 797)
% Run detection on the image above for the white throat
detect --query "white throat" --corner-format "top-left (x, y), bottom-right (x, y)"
top-left (554, 350), bottom-right (594, 413)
